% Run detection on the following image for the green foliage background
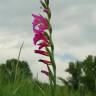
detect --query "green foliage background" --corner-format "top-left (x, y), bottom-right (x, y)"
top-left (0, 57), bottom-right (95, 96)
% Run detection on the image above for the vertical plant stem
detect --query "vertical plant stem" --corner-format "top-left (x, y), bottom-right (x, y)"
top-left (14, 42), bottom-right (24, 83)
top-left (46, 1), bottom-right (56, 95)
top-left (50, 36), bottom-right (56, 96)
top-left (47, 11), bottom-right (56, 96)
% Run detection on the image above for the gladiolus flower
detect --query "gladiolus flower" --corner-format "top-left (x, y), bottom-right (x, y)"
top-left (38, 41), bottom-right (50, 49)
top-left (34, 50), bottom-right (49, 56)
top-left (32, 1), bottom-right (57, 95)
top-left (41, 70), bottom-right (49, 76)
top-left (33, 33), bottom-right (48, 45)
top-left (32, 14), bottom-right (49, 33)
top-left (39, 59), bottom-right (51, 65)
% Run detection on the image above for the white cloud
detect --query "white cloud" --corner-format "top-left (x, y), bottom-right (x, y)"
top-left (0, 0), bottom-right (96, 82)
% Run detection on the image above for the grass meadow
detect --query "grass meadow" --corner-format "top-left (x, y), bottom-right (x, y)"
top-left (0, 58), bottom-right (95, 96)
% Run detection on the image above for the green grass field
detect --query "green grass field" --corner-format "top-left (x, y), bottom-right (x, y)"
top-left (0, 58), bottom-right (95, 96)
top-left (0, 78), bottom-right (95, 96)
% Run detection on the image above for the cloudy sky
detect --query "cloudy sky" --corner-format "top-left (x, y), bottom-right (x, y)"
top-left (0, 0), bottom-right (96, 82)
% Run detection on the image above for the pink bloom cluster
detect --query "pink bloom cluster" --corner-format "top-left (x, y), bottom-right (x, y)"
top-left (32, 1), bottom-right (51, 75)
top-left (32, 14), bottom-right (49, 33)
top-left (32, 1), bottom-right (56, 95)
top-left (32, 14), bottom-right (50, 52)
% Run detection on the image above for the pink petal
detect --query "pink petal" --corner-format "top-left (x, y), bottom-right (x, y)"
top-left (32, 14), bottom-right (49, 33)
top-left (32, 14), bottom-right (41, 19)
top-left (41, 70), bottom-right (49, 76)
top-left (39, 59), bottom-right (51, 65)
top-left (38, 41), bottom-right (49, 49)
top-left (43, 9), bottom-right (48, 14)
top-left (34, 50), bottom-right (49, 56)
top-left (33, 33), bottom-right (48, 45)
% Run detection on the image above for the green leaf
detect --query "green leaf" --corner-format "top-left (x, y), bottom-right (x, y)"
top-left (47, 65), bottom-right (54, 83)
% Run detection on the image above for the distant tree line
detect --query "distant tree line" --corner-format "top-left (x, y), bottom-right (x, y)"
top-left (0, 59), bottom-right (32, 85)
top-left (0, 56), bottom-right (96, 95)
top-left (59, 55), bottom-right (96, 94)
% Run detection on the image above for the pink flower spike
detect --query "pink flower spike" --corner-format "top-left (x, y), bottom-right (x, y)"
top-left (39, 59), bottom-right (51, 65)
top-left (41, 70), bottom-right (49, 76)
top-left (38, 41), bottom-right (49, 49)
top-left (32, 14), bottom-right (42, 26)
top-left (33, 29), bottom-right (44, 34)
top-left (33, 33), bottom-right (48, 45)
top-left (34, 50), bottom-right (49, 56)
top-left (32, 14), bottom-right (49, 33)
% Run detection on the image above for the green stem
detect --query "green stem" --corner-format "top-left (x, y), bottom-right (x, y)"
top-left (44, 1), bottom-right (56, 96)
top-left (50, 40), bottom-right (56, 96)
top-left (14, 42), bottom-right (24, 83)
top-left (48, 20), bottom-right (56, 96)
